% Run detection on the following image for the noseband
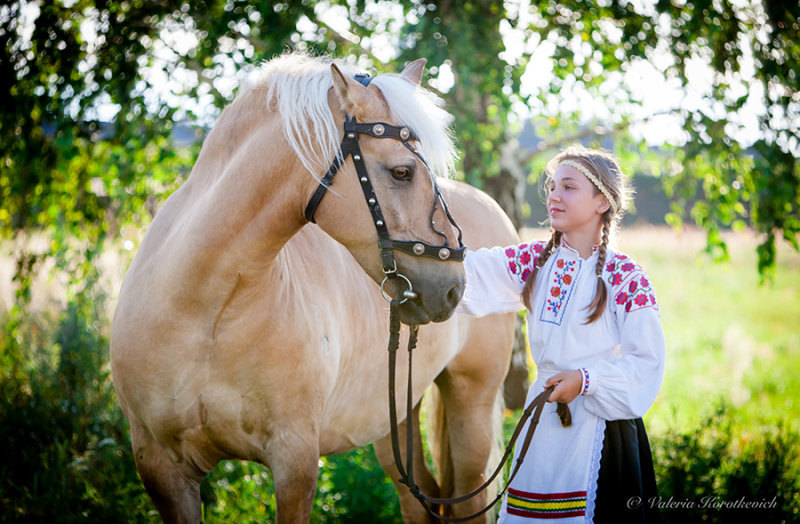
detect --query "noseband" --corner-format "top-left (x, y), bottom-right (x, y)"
top-left (304, 73), bottom-right (465, 303)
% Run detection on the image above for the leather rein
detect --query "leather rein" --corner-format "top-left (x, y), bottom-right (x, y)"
top-left (304, 73), bottom-right (571, 521)
top-left (386, 300), bottom-right (571, 522)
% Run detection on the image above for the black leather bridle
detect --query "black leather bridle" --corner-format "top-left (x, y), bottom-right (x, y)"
top-left (304, 73), bottom-right (466, 303)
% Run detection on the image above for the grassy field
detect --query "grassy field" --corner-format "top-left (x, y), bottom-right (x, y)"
top-left (615, 226), bottom-right (798, 435)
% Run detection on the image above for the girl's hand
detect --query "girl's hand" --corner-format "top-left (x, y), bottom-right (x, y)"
top-left (544, 370), bottom-right (583, 404)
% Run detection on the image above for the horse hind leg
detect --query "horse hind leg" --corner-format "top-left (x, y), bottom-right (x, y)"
top-left (432, 313), bottom-right (515, 523)
top-left (131, 425), bottom-right (204, 524)
top-left (374, 403), bottom-right (440, 523)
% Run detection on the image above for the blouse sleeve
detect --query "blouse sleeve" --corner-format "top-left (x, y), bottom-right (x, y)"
top-left (457, 242), bottom-right (543, 317)
top-left (582, 260), bottom-right (666, 420)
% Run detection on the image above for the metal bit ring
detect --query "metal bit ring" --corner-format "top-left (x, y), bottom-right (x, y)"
top-left (380, 273), bottom-right (414, 304)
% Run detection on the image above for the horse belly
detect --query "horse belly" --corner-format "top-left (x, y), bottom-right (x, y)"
top-left (317, 314), bottom-right (466, 455)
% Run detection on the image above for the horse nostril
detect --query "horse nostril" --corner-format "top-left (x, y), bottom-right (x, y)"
top-left (445, 282), bottom-right (463, 309)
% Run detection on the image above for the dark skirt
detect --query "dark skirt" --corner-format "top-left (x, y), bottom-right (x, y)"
top-left (592, 418), bottom-right (659, 523)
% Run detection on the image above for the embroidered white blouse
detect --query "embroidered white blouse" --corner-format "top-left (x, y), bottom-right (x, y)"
top-left (459, 238), bottom-right (665, 522)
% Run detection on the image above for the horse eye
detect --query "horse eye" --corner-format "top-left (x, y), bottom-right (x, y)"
top-left (392, 166), bottom-right (413, 181)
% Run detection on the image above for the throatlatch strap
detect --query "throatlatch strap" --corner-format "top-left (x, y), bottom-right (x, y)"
top-left (304, 149), bottom-right (350, 223)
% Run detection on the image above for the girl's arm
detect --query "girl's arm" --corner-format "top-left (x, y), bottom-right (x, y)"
top-left (581, 264), bottom-right (666, 420)
top-left (457, 242), bottom-right (543, 317)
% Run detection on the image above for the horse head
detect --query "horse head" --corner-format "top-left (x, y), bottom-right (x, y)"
top-left (301, 59), bottom-right (465, 325)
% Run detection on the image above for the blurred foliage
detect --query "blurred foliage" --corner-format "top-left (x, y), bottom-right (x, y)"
top-left (0, 273), bottom-right (153, 522)
top-left (652, 404), bottom-right (800, 522)
top-left (200, 447), bottom-right (401, 522)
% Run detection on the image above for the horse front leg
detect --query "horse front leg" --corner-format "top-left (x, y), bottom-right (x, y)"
top-left (130, 423), bottom-right (205, 524)
top-left (266, 432), bottom-right (321, 524)
top-left (374, 402), bottom-right (440, 523)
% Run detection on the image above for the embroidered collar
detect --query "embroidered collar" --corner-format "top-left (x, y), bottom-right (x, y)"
top-left (559, 238), bottom-right (599, 259)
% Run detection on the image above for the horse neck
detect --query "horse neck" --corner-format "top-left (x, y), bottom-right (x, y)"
top-left (179, 88), bottom-right (311, 269)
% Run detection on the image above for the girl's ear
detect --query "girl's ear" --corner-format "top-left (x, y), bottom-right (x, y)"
top-left (596, 195), bottom-right (612, 215)
top-left (330, 63), bottom-right (369, 118)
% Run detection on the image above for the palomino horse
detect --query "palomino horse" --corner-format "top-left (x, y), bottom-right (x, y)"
top-left (111, 53), bottom-right (518, 523)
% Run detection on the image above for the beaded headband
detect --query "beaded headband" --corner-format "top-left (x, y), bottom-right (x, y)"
top-left (560, 159), bottom-right (618, 214)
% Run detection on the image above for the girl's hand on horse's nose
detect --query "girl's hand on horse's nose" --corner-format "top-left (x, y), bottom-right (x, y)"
top-left (545, 370), bottom-right (582, 404)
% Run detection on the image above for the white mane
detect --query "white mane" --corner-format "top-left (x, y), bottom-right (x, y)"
top-left (239, 53), bottom-right (457, 181)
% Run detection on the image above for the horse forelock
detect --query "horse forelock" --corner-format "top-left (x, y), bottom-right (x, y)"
top-left (238, 53), bottom-right (457, 181)
top-left (370, 73), bottom-right (457, 180)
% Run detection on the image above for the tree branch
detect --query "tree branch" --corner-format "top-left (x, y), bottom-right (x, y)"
top-left (520, 108), bottom-right (682, 164)
top-left (305, 11), bottom-right (386, 65)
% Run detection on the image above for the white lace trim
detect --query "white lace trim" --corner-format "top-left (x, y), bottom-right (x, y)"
top-left (585, 418), bottom-right (606, 522)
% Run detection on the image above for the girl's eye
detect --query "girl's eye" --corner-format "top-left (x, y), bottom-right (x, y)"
top-left (392, 167), bottom-right (413, 181)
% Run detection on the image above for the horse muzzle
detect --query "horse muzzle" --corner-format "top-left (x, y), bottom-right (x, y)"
top-left (382, 268), bottom-right (464, 325)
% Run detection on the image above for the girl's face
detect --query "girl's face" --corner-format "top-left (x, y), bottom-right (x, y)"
top-left (547, 163), bottom-right (610, 238)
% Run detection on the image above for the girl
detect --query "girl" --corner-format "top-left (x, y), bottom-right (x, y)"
top-left (459, 146), bottom-right (665, 522)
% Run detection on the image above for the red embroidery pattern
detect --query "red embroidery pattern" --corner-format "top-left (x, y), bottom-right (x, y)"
top-left (504, 241), bottom-right (546, 285)
top-left (605, 253), bottom-right (658, 313)
top-left (540, 255), bottom-right (580, 325)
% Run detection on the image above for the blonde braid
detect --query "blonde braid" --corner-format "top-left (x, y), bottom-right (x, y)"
top-left (522, 230), bottom-right (563, 310)
top-left (585, 216), bottom-right (611, 323)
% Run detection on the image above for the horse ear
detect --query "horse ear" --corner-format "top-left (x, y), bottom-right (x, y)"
top-left (330, 63), bottom-right (367, 117)
top-left (400, 58), bottom-right (426, 86)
